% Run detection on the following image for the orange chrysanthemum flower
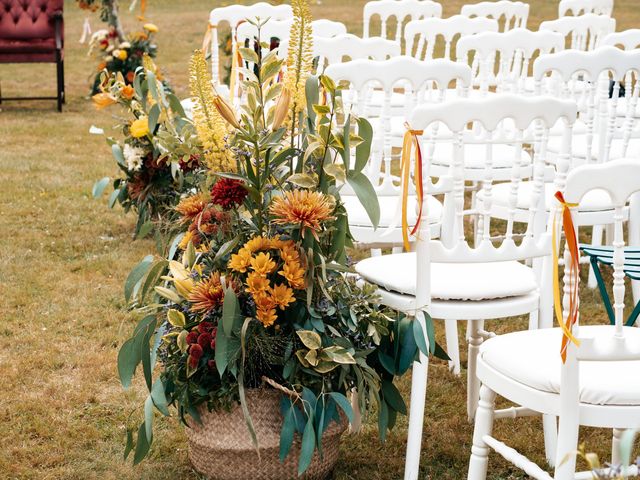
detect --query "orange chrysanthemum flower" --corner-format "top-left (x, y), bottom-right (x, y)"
top-left (246, 272), bottom-right (270, 295)
top-left (228, 248), bottom-right (252, 273)
top-left (254, 293), bottom-right (278, 327)
top-left (176, 194), bottom-right (208, 222)
top-left (244, 236), bottom-right (272, 253)
top-left (250, 252), bottom-right (277, 277)
top-left (270, 283), bottom-right (295, 310)
top-left (270, 190), bottom-right (334, 234)
top-left (188, 272), bottom-right (224, 313)
top-left (279, 261), bottom-right (306, 289)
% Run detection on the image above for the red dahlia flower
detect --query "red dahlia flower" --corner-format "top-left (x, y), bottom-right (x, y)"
top-left (210, 178), bottom-right (248, 210)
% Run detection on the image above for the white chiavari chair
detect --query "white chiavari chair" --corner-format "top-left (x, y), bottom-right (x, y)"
top-left (539, 13), bottom-right (616, 51)
top-left (456, 28), bottom-right (564, 96)
top-left (460, 0), bottom-right (530, 32)
top-left (468, 158), bottom-right (640, 480)
top-left (404, 15), bottom-right (499, 61)
top-left (355, 94), bottom-right (577, 480)
top-left (325, 57), bottom-right (471, 253)
top-left (602, 29), bottom-right (640, 49)
top-left (487, 47), bottom-right (640, 291)
top-left (205, 2), bottom-right (292, 88)
top-left (279, 33), bottom-right (400, 72)
top-left (236, 18), bottom-right (347, 54)
top-left (559, 0), bottom-right (614, 16)
top-left (362, 0), bottom-right (442, 42)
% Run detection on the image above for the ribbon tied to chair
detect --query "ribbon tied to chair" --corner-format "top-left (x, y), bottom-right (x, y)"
top-left (400, 123), bottom-right (425, 252)
top-left (552, 191), bottom-right (581, 363)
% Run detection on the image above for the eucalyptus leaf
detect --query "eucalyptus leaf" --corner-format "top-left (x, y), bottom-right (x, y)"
top-left (92, 177), bottom-right (110, 198)
top-left (327, 392), bottom-right (354, 424)
top-left (347, 171), bottom-right (380, 229)
top-left (124, 255), bottom-right (154, 303)
top-left (354, 117), bottom-right (373, 173)
top-left (298, 418), bottom-right (316, 475)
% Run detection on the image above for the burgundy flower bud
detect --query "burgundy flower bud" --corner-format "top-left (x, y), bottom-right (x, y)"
top-left (207, 360), bottom-right (216, 370)
top-left (186, 331), bottom-right (199, 345)
top-left (198, 321), bottom-right (214, 333)
top-left (197, 333), bottom-right (212, 349)
top-left (189, 343), bottom-right (204, 360)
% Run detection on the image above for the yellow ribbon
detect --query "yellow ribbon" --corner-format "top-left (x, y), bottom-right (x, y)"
top-left (552, 191), bottom-right (581, 362)
top-left (201, 23), bottom-right (216, 57)
top-left (400, 124), bottom-right (424, 252)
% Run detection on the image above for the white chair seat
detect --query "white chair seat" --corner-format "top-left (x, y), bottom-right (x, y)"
top-left (547, 130), bottom-right (640, 159)
top-left (342, 194), bottom-right (442, 228)
top-left (480, 325), bottom-right (640, 406)
top-left (356, 252), bottom-right (537, 301)
top-left (489, 181), bottom-right (615, 213)
top-left (431, 143), bottom-right (532, 170)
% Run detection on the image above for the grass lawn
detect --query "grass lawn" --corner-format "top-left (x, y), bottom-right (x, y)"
top-left (1, 0), bottom-right (639, 478)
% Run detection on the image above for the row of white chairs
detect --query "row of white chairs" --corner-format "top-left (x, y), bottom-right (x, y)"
top-left (204, 0), bottom-right (620, 89)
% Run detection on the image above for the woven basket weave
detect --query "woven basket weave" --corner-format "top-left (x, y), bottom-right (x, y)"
top-left (186, 388), bottom-right (346, 480)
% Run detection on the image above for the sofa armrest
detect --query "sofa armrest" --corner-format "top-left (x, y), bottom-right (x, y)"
top-left (52, 12), bottom-right (63, 51)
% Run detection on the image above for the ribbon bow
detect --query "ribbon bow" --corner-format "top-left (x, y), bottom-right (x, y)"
top-left (400, 123), bottom-right (425, 252)
top-left (552, 191), bottom-right (581, 362)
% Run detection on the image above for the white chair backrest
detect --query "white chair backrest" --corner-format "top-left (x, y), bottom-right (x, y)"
top-left (534, 47), bottom-right (640, 166)
top-left (411, 95), bottom-right (576, 268)
top-left (601, 29), bottom-right (640, 49)
top-left (558, 0), bottom-right (614, 16)
top-left (460, 1), bottom-right (529, 32)
top-left (301, 34), bottom-right (400, 69)
top-left (237, 18), bottom-right (346, 47)
top-left (362, 0), bottom-right (442, 42)
top-left (207, 2), bottom-right (293, 85)
top-left (539, 13), bottom-right (616, 51)
top-left (560, 160), bottom-right (640, 369)
top-left (405, 15), bottom-right (499, 61)
top-left (325, 57), bottom-right (472, 193)
top-left (456, 28), bottom-right (564, 94)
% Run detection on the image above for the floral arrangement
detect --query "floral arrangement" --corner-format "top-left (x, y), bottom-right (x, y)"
top-left (78, 0), bottom-right (168, 94)
top-left (87, 23), bottom-right (163, 95)
top-left (117, 0), bottom-right (443, 473)
top-left (92, 57), bottom-right (202, 242)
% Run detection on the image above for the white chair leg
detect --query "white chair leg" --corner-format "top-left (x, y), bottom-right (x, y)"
top-left (629, 196), bottom-right (640, 305)
top-left (392, 246), bottom-right (403, 254)
top-left (467, 319), bottom-right (483, 422)
top-left (370, 248), bottom-right (382, 257)
top-left (445, 319), bottom-right (461, 375)
top-left (553, 404), bottom-right (580, 480)
top-left (612, 428), bottom-right (624, 465)
top-left (528, 310), bottom-right (539, 330)
top-left (467, 384), bottom-right (497, 480)
top-left (587, 225), bottom-right (604, 289)
top-left (543, 414), bottom-right (558, 467)
top-left (404, 314), bottom-right (430, 480)
top-left (466, 319), bottom-right (485, 340)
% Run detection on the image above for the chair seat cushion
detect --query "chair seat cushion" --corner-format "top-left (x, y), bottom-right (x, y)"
top-left (342, 194), bottom-right (442, 228)
top-left (0, 37), bottom-right (56, 53)
top-left (489, 181), bottom-right (615, 212)
top-left (431, 143), bottom-right (532, 170)
top-left (355, 252), bottom-right (537, 300)
top-left (480, 326), bottom-right (640, 406)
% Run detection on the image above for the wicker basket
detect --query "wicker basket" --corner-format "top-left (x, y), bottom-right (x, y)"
top-left (186, 388), bottom-right (346, 480)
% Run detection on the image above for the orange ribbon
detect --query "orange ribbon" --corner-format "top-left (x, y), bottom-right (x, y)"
top-left (400, 124), bottom-right (425, 252)
top-left (552, 191), bottom-right (581, 363)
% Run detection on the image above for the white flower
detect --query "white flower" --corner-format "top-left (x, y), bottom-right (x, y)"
top-left (119, 42), bottom-right (131, 49)
top-left (106, 45), bottom-right (114, 53)
top-left (123, 144), bottom-right (144, 172)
